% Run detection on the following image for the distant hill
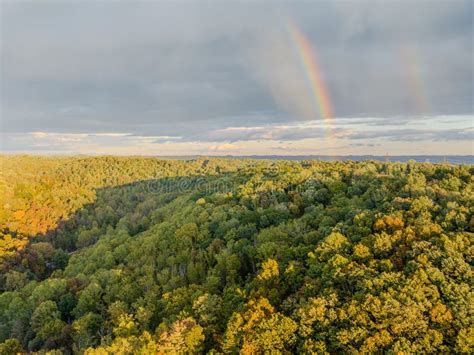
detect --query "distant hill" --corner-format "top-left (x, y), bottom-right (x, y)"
top-left (167, 155), bottom-right (474, 165)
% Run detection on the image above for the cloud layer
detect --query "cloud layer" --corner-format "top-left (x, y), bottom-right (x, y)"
top-left (1, 1), bottom-right (472, 154)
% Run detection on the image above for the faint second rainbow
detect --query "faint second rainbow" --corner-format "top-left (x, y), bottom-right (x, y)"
top-left (401, 45), bottom-right (429, 114)
top-left (286, 19), bottom-right (334, 121)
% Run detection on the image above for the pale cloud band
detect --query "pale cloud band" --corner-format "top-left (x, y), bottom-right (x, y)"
top-left (1, 115), bottom-right (471, 156)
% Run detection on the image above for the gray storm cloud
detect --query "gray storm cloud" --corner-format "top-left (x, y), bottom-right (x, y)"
top-left (0, 1), bottom-right (472, 153)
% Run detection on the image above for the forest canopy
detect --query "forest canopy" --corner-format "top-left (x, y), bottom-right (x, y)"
top-left (0, 156), bottom-right (472, 353)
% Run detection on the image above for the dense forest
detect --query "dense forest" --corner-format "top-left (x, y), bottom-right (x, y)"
top-left (0, 155), bottom-right (472, 354)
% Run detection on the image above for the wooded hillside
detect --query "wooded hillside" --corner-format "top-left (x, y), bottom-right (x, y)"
top-left (0, 156), bottom-right (472, 353)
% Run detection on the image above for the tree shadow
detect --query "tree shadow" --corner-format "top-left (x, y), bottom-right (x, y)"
top-left (1, 173), bottom-right (240, 284)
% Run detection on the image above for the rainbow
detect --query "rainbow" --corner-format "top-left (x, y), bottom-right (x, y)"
top-left (286, 19), bottom-right (334, 121)
top-left (401, 45), bottom-right (428, 114)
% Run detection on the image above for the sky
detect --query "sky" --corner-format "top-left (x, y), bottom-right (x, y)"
top-left (1, 0), bottom-right (473, 156)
